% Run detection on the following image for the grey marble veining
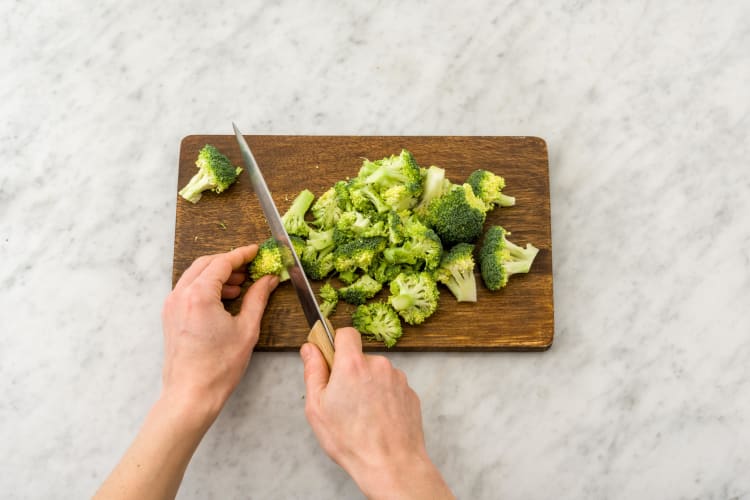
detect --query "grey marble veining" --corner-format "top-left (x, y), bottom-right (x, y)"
top-left (2, 0), bottom-right (750, 498)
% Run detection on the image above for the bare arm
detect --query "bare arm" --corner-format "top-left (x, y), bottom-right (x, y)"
top-left (301, 328), bottom-right (454, 500)
top-left (95, 245), bottom-right (278, 500)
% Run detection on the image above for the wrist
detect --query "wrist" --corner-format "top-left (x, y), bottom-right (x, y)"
top-left (351, 450), bottom-right (454, 500)
top-left (155, 389), bottom-right (221, 435)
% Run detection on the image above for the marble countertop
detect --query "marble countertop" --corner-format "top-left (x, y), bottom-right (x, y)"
top-left (3, 1), bottom-right (749, 498)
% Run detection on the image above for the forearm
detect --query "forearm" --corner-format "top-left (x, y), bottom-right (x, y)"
top-left (350, 451), bottom-right (454, 500)
top-left (94, 395), bottom-right (214, 500)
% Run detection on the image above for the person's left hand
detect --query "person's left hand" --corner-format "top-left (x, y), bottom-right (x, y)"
top-left (160, 245), bottom-right (279, 429)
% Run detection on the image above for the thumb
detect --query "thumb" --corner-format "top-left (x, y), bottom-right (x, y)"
top-left (237, 274), bottom-right (279, 339)
top-left (300, 342), bottom-right (329, 401)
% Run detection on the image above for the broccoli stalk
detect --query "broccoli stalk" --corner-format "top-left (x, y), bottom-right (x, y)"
top-left (479, 226), bottom-right (539, 290)
top-left (435, 243), bottom-right (477, 302)
top-left (179, 145), bottom-right (242, 203)
top-left (388, 272), bottom-right (440, 325)
top-left (352, 302), bottom-right (403, 348)
top-left (281, 189), bottom-right (315, 237)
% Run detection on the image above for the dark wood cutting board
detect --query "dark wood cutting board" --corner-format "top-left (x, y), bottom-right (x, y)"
top-left (173, 135), bottom-right (553, 351)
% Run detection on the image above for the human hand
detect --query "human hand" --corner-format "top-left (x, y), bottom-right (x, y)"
top-left (161, 245), bottom-right (279, 430)
top-left (300, 328), bottom-right (454, 499)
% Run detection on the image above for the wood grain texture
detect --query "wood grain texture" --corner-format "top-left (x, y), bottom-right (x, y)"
top-left (173, 135), bottom-right (553, 351)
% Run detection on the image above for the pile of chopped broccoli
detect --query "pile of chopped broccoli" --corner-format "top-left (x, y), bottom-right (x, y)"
top-left (479, 226), bottom-right (539, 290)
top-left (244, 149), bottom-right (539, 348)
top-left (179, 145), bottom-right (242, 203)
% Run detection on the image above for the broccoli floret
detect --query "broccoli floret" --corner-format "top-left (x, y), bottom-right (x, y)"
top-left (370, 257), bottom-right (408, 284)
top-left (318, 282), bottom-right (338, 318)
top-left (311, 186), bottom-right (343, 229)
top-left (333, 236), bottom-right (387, 274)
top-left (349, 178), bottom-right (390, 214)
top-left (334, 211), bottom-right (388, 244)
top-left (361, 150), bottom-right (423, 197)
top-left (388, 272), bottom-right (439, 325)
top-left (281, 189), bottom-right (315, 237)
top-left (479, 226), bottom-right (539, 290)
top-left (179, 144), bottom-right (242, 203)
top-left (414, 165), bottom-right (449, 215)
top-left (338, 274), bottom-right (383, 305)
top-left (435, 243), bottom-right (477, 302)
top-left (381, 183), bottom-right (420, 212)
top-left (352, 302), bottom-right (403, 348)
top-left (248, 238), bottom-right (291, 281)
top-left (301, 251), bottom-right (335, 280)
top-left (467, 169), bottom-right (515, 208)
top-left (338, 269), bottom-right (359, 284)
top-left (383, 221), bottom-right (443, 271)
top-left (423, 183), bottom-right (488, 246)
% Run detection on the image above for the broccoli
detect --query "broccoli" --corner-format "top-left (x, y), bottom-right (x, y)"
top-left (388, 272), bottom-right (440, 325)
top-left (179, 144), bottom-right (242, 203)
top-left (338, 269), bottom-right (359, 284)
top-left (348, 178), bottom-right (390, 214)
top-left (248, 238), bottom-right (291, 281)
top-left (281, 189), bottom-right (315, 237)
top-left (338, 274), bottom-right (383, 305)
top-left (467, 169), bottom-right (515, 208)
top-left (387, 211), bottom-right (406, 246)
top-left (333, 211), bottom-right (388, 244)
top-left (352, 302), bottom-right (403, 348)
top-left (361, 149), bottom-right (423, 197)
top-left (370, 256), bottom-right (407, 284)
top-left (333, 236), bottom-right (387, 274)
top-left (318, 282), bottom-right (338, 318)
top-left (299, 228), bottom-right (335, 280)
top-left (479, 226), bottom-right (539, 290)
top-left (435, 243), bottom-right (477, 302)
top-left (383, 220), bottom-right (443, 271)
top-left (414, 165), bottom-right (449, 215)
top-left (423, 183), bottom-right (488, 246)
top-left (311, 186), bottom-right (343, 229)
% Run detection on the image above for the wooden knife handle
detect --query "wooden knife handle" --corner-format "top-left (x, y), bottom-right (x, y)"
top-left (307, 319), bottom-right (335, 369)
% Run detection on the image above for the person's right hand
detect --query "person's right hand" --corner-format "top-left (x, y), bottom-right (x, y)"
top-left (300, 328), bottom-right (454, 499)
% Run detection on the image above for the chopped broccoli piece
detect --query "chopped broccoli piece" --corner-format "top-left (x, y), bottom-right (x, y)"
top-left (383, 221), bottom-right (443, 271)
top-left (338, 274), bottom-right (383, 305)
top-left (311, 186), bottom-right (343, 229)
top-left (333, 236), bottom-right (387, 273)
top-left (352, 302), bottom-right (403, 348)
top-left (388, 272), bottom-right (439, 325)
top-left (361, 150), bottom-right (423, 197)
top-left (349, 178), bottom-right (390, 214)
top-left (248, 238), bottom-right (291, 281)
top-left (281, 189), bottom-right (315, 237)
top-left (415, 165), bottom-right (449, 215)
top-left (467, 169), bottom-right (515, 208)
top-left (371, 257), bottom-right (407, 284)
top-left (334, 211), bottom-right (388, 242)
top-left (338, 269), bottom-right (359, 284)
top-left (423, 183), bottom-right (488, 246)
top-left (179, 144), bottom-right (242, 203)
top-left (318, 282), bottom-right (338, 318)
top-left (435, 243), bottom-right (477, 302)
top-left (479, 226), bottom-right (539, 290)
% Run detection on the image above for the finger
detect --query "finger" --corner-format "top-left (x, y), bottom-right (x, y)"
top-left (300, 342), bottom-right (330, 402)
top-left (175, 245), bottom-right (258, 290)
top-left (226, 271), bottom-right (246, 286)
top-left (221, 284), bottom-right (242, 299)
top-left (333, 327), bottom-right (363, 361)
top-left (237, 274), bottom-right (280, 336)
top-left (198, 246), bottom-right (260, 297)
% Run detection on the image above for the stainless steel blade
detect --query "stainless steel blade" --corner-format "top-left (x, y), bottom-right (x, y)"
top-left (232, 123), bottom-right (335, 347)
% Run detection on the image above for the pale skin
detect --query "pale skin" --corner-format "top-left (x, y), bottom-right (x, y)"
top-left (95, 245), bottom-right (453, 500)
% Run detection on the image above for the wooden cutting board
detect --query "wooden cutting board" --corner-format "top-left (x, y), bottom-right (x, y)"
top-left (173, 135), bottom-right (553, 351)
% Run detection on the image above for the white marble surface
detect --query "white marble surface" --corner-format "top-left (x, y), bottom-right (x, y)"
top-left (2, 1), bottom-right (749, 498)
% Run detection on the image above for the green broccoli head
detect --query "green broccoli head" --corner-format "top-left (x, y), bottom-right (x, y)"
top-left (178, 144), bottom-right (242, 203)
top-left (301, 250), bottom-right (335, 280)
top-left (248, 238), bottom-right (291, 281)
top-left (383, 221), bottom-right (443, 271)
top-left (479, 226), bottom-right (539, 290)
top-left (332, 236), bottom-right (387, 274)
top-left (348, 178), bottom-right (390, 214)
top-left (466, 169), bottom-right (515, 208)
top-left (311, 186), bottom-right (343, 229)
top-left (424, 183), bottom-right (488, 247)
top-left (352, 302), bottom-right (403, 348)
top-left (281, 189), bottom-right (315, 237)
top-left (388, 271), bottom-right (440, 325)
top-left (338, 274), bottom-right (383, 305)
top-left (334, 211), bottom-right (388, 244)
top-left (318, 282), bottom-right (338, 318)
top-left (361, 150), bottom-right (423, 197)
top-left (370, 257), bottom-right (408, 284)
top-left (435, 243), bottom-right (477, 302)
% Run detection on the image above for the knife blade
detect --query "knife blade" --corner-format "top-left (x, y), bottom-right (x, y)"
top-left (232, 123), bottom-right (335, 366)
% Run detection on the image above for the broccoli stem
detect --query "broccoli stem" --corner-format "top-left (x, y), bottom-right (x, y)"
top-left (390, 294), bottom-right (414, 311)
top-left (505, 240), bottom-right (539, 261)
top-left (287, 189), bottom-right (315, 218)
top-left (178, 170), bottom-right (212, 203)
top-left (495, 192), bottom-right (516, 207)
top-left (446, 269), bottom-right (477, 302)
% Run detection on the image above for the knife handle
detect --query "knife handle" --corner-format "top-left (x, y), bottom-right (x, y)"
top-left (307, 319), bottom-right (335, 369)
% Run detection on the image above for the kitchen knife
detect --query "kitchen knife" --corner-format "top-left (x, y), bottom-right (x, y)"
top-left (232, 123), bottom-right (335, 367)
